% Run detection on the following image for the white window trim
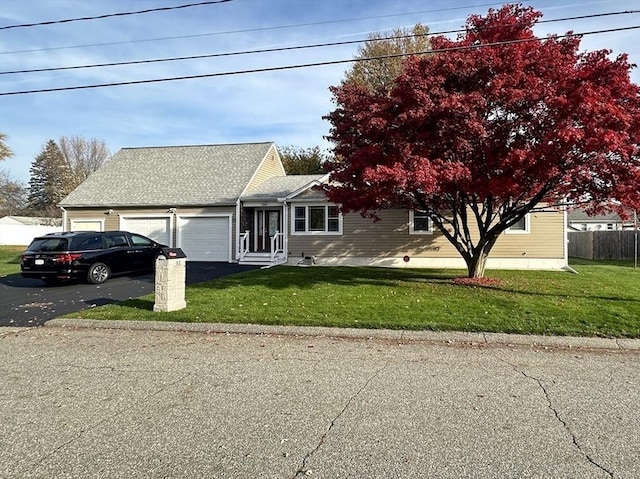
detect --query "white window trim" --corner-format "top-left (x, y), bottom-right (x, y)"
top-left (506, 214), bottom-right (531, 234)
top-left (291, 204), bottom-right (343, 235)
top-left (409, 210), bottom-right (433, 235)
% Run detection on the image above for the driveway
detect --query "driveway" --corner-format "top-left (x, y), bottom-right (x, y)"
top-left (0, 262), bottom-right (256, 327)
top-left (1, 327), bottom-right (638, 478)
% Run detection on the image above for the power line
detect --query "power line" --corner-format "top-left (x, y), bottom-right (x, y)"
top-left (2, 25), bottom-right (637, 97)
top-left (0, 0), bottom-right (234, 31)
top-left (0, 2), bottom-right (509, 54)
top-left (1, 10), bottom-right (636, 76)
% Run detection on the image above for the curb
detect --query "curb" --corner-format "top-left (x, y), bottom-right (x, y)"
top-left (44, 318), bottom-right (640, 351)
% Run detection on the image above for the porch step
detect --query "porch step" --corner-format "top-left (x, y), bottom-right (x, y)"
top-left (239, 252), bottom-right (286, 266)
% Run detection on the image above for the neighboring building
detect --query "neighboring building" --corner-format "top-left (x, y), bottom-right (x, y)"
top-left (59, 142), bottom-right (568, 270)
top-left (0, 216), bottom-right (62, 245)
top-left (567, 209), bottom-right (634, 231)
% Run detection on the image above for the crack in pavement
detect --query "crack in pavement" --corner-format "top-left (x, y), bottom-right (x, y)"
top-left (493, 353), bottom-right (614, 478)
top-left (291, 362), bottom-right (390, 478)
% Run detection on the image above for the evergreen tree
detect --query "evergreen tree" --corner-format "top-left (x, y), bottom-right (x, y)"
top-left (28, 140), bottom-right (73, 214)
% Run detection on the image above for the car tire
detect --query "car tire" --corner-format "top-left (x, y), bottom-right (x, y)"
top-left (87, 263), bottom-right (110, 284)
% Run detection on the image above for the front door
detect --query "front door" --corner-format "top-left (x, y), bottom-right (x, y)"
top-left (256, 210), bottom-right (281, 252)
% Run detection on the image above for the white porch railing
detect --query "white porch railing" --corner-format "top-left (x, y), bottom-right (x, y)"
top-left (239, 230), bottom-right (250, 261)
top-left (271, 231), bottom-right (285, 262)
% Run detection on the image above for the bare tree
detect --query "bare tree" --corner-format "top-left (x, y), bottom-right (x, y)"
top-left (58, 136), bottom-right (111, 187)
top-left (344, 24), bottom-right (431, 94)
top-left (0, 170), bottom-right (27, 216)
top-left (0, 132), bottom-right (13, 161)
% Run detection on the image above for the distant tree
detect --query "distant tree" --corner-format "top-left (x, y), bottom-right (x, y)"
top-left (280, 146), bottom-right (326, 175)
top-left (28, 140), bottom-right (73, 215)
top-left (325, 4), bottom-right (640, 278)
top-left (58, 136), bottom-right (110, 188)
top-left (0, 171), bottom-right (27, 216)
top-left (0, 132), bottom-right (13, 161)
top-left (344, 23), bottom-right (431, 94)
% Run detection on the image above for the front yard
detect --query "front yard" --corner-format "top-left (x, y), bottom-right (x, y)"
top-left (67, 260), bottom-right (640, 338)
top-left (1, 246), bottom-right (637, 337)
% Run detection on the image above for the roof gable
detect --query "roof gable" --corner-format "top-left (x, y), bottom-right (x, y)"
top-left (241, 174), bottom-right (328, 201)
top-left (60, 142), bottom-right (277, 207)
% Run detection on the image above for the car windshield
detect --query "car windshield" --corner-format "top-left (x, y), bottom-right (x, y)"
top-left (27, 237), bottom-right (70, 252)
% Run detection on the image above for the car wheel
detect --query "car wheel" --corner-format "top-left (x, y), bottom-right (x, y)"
top-left (87, 263), bottom-right (110, 284)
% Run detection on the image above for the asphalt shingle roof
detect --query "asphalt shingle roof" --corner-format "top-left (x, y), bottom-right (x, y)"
top-left (59, 143), bottom-right (275, 207)
top-left (241, 174), bottom-right (326, 200)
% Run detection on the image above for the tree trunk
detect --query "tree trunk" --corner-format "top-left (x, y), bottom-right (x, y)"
top-left (465, 252), bottom-right (489, 278)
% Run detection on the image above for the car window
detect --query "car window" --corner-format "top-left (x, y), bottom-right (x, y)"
top-left (104, 233), bottom-right (129, 248)
top-left (130, 234), bottom-right (154, 247)
top-left (27, 238), bottom-right (69, 252)
top-left (71, 235), bottom-right (104, 251)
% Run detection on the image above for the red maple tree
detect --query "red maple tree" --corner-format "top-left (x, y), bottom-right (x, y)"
top-left (324, 4), bottom-right (640, 278)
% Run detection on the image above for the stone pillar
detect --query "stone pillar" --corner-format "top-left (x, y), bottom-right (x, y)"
top-left (154, 255), bottom-right (187, 312)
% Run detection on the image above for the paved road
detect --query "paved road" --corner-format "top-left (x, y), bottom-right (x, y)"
top-left (1, 326), bottom-right (638, 478)
top-left (0, 263), bottom-right (255, 327)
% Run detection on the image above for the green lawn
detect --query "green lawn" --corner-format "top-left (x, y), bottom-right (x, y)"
top-left (0, 245), bottom-right (25, 277)
top-left (1, 245), bottom-right (636, 337)
top-left (67, 260), bottom-right (639, 338)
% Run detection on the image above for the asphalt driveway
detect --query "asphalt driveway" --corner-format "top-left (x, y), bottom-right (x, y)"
top-left (0, 262), bottom-right (256, 327)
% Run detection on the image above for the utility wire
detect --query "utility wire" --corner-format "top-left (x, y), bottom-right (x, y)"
top-left (0, 1), bottom-right (509, 54)
top-left (1, 25), bottom-right (637, 97)
top-left (0, 0), bottom-right (234, 30)
top-left (1, 10), bottom-right (636, 76)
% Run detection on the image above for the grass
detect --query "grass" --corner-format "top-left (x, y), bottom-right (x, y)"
top-left (66, 260), bottom-right (639, 338)
top-left (0, 245), bottom-right (25, 277)
top-left (2, 245), bottom-right (636, 337)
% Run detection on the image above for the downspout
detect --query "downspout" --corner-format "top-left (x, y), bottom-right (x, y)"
top-left (60, 206), bottom-right (67, 232)
top-left (282, 200), bottom-right (289, 263)
top-left (235, 198), bottom-right (241, 261)
top-left (563, 203), bottom-right (568, 267)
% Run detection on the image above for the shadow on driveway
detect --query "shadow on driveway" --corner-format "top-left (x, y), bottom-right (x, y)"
top-left (0, 262), bottom-right (258, 328)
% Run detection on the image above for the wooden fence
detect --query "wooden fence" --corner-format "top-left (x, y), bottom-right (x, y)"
top-left (568, 230), bottom-right (638, 260)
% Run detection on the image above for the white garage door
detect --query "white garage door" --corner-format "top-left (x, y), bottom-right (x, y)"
top-left (178, 216), bottom-right (230, 262)
top-left (121, 217), bottom-right (171, 245)
top-left (70, 220), bottom-right (103, 232)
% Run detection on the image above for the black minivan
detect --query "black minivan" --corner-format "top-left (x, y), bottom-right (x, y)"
top-left (20, 231), bottom-right (167, 284)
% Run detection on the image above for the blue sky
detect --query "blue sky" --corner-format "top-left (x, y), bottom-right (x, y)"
top-left (1, 0), bottom-right (638, 184)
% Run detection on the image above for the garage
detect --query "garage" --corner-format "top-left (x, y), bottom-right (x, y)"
top-left (70, 219), bottom-right (104, 232)
top-left (120, 216), bottom-right (172, 246)
top-left (178, 215), bottom-right (231, 262)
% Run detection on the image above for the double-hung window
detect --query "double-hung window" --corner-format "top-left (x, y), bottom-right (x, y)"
top-left (293, 205), bottom-right (342, 234)
top-left (409, 210), bottom-right (433, 234)
top-left (506, 214), bottom-right (530, 234)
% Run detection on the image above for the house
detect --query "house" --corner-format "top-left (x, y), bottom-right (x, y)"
top-left (59, 142), bottom-right (568, 270)
top-left (568, 209), bottom-right (634, 231)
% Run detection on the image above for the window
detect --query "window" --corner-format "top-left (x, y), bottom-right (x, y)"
top-left (130, 234), bottom-right (154, 247)
top-left (506, 215), bottom-right (530, 234)
top-left (409, 210), bottom-right (433, 235)
top-left (292, 205), bottom-right (342, 234)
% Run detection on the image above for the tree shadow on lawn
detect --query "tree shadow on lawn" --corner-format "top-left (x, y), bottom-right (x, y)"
top-left (193, 265), bottom-right (640, 304)
top-left (193, 266), bottom-right (459, 290)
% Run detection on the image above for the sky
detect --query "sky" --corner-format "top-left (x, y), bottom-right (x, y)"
top-left (1, 0), bottom-right (639, 184)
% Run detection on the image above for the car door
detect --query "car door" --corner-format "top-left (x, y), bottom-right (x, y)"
top-left (102, 232), bottom-right (135, 274)
top-left (127, 233), bottom-right (160, 272)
